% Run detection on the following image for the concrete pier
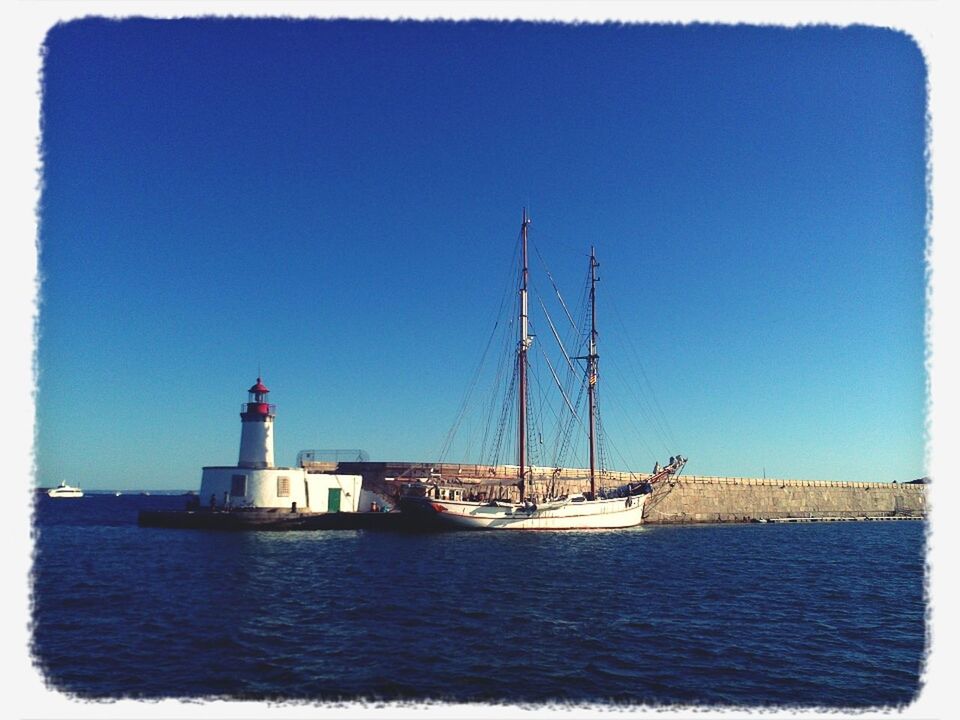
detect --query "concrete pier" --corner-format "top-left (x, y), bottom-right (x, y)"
top-left (138, 508), bottom-right (408, 531)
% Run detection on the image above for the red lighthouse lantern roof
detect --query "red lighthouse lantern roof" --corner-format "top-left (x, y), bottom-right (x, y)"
top-left (248, 377), bottom-right (270, 394)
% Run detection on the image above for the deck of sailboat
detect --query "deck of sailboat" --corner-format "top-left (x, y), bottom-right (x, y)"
top-left (327, 461), bottom-right (660, 485)
top-left (399, 492), bottom-right (648, 530)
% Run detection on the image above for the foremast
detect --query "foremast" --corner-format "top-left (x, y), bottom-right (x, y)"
top-left (518, 208), bottom-right (531, 503)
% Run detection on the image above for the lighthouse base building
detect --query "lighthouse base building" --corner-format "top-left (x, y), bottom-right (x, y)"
top-left (197, 377), bottom-right (362, 514)
top-left (198, 466), bottom-right (362, 513)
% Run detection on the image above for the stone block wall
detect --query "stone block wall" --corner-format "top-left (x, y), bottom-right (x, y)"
top-left (643, 476), bottom-right (927, 524)
top-left (333, 461), bottom-right (927, 524)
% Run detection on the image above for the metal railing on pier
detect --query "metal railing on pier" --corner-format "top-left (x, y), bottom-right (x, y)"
top-left (298, 449), bottom-right (370, 468)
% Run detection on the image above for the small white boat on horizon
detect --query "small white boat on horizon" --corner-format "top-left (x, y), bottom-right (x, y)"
top-left (47, 481), bottom-right (84, 499)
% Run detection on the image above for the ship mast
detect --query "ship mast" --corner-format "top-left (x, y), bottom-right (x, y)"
top-left (518, 208), bottom-right (531, 503)
top-left (587, 247), bottom-right (599, 499)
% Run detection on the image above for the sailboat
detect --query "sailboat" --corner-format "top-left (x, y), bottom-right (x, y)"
top-left (399, 210), bottom-right (686, 530)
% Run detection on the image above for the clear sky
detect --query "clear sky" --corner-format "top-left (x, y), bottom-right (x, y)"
top-left (35, 18), bottom-right (928, 490)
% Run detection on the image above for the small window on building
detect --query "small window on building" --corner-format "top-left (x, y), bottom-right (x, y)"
top-left (277, 476), bottom-right (290, 497)
top-left (231, 474), bottom-right (247, 496)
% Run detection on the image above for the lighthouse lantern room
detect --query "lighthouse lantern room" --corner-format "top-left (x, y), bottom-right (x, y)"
top-left (238, 377), bottom-right (275, 469)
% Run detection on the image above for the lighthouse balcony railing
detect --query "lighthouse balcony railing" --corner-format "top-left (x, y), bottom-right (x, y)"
top-left (240, 403), bottom-right (276, 414)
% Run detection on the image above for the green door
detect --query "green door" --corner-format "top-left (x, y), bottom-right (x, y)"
top-left (327, 488), bottom-right (342, 513)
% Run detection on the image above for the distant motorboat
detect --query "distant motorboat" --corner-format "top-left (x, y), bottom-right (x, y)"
top-left (47, 482), bottom-right (84, 499)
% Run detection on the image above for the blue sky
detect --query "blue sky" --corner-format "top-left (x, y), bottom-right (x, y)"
top-left (35, 18), bottom-right (927, 489)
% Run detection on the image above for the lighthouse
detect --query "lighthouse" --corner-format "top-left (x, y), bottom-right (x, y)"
top-left (238, 377), bottom-right (275, 469)
top-left (197, 375), bottom-right (363, 513)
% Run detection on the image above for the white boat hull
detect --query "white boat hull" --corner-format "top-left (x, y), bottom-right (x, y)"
top-left (47, 486), bottom-right (84, 498)
top-left (403, 493), bottom-right (646, 530)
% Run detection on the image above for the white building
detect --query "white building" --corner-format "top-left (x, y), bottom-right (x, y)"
top-left (198, 377), bottom-right (362, 512)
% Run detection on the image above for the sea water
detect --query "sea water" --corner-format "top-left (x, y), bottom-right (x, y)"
top-left (31, 494), bottom-right (926, 707)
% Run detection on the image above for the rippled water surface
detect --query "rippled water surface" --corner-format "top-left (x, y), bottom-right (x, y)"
top-left (32, 495), bottom-right (926, 707)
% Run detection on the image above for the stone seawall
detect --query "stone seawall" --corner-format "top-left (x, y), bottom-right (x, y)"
top-left (326, 461), bottom-right (927, 524)
top-left (643, 475), bottom-right (926, 524)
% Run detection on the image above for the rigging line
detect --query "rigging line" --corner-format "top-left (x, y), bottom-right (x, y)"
top-left (599, 300), bottom-right (674, 452)
top-left (604, 341), bottom-right (673, 455)
top-left (551, 371), bottom-right (578, 466)
top-left (535, 331), bottom-right (580, 423)
top-left (437, 227), bottom-right (522, 461)
top-left (485, 312), bottom-right (517, 458)
top-left (605, 350), bottom-right (672, 457)
top-left (476, 243), bottom-right (524, 463)
top-left (565, 262), bottom-right (591, 344)
top-left (592, 391), bottom-right (618, 482)
top-left (479, 342), bottom-right (512, 462)
top-left (527, 359), bottom-right (552, 470)
top-left (556, 289), bottom-right (593, 468)
top-left (480, 284), bottom-right (519, 465)
top-left (556, 266), bottom-right (590, 398)
top-left (597, 416), bottom-right (609, 476)
top-left (567, 268), bottom-right (593, 371)
top-left (531, 240), bottom-right (580, 333)
top-left (539, 341), bottom-right (592, 449)
top-left (479, 286), bottom-right (520, 458)
top-left (490, 365), bottom-right (517, 468)
top-left (596, 408), bottom-right (644, 486)
top-left (603, 343), bottom-right (670, 454)
top-left (535, 292), bottom-right (579, 378)
top-left (555, 373), bottom-right (589, 470)
top-left (437, 314), bottom-right (503, 461)
top-left (532, 226), bottom-right (591, 256)
top-left (598, 366), bottom-right (662, 463)
top-left (609, 299), bottom-right (677, 447)
top-left (528, 334), bottom-right (570, 455)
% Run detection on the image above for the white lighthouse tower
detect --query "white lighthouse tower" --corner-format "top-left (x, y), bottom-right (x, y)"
top-left (238, 377), bottom-right (275, 469)
top-left (198, 375), bottom-right (363, 513)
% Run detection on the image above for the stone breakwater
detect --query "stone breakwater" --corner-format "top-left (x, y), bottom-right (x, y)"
top-left (322, 461), bottom-right (927, 524)
top-left (643, 475), bottom-right (926, 524)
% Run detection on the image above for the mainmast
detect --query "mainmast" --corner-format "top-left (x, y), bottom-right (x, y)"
top-left (587, 247), bottom-right (599, 498)
top-left (518, 208), bottom-right (531, 502)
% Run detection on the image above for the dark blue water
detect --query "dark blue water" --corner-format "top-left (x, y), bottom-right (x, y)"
top-left (32, 494), bottom-right (926, 707)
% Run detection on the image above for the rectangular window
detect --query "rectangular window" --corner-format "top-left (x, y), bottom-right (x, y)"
top-left (277, 476), bottom-right (290, 497)
top-left (231, 474), bottom-right (247, 496)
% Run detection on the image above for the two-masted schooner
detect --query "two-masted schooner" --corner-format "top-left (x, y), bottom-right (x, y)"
top-left (400, 210), bottom-right (686, 529)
